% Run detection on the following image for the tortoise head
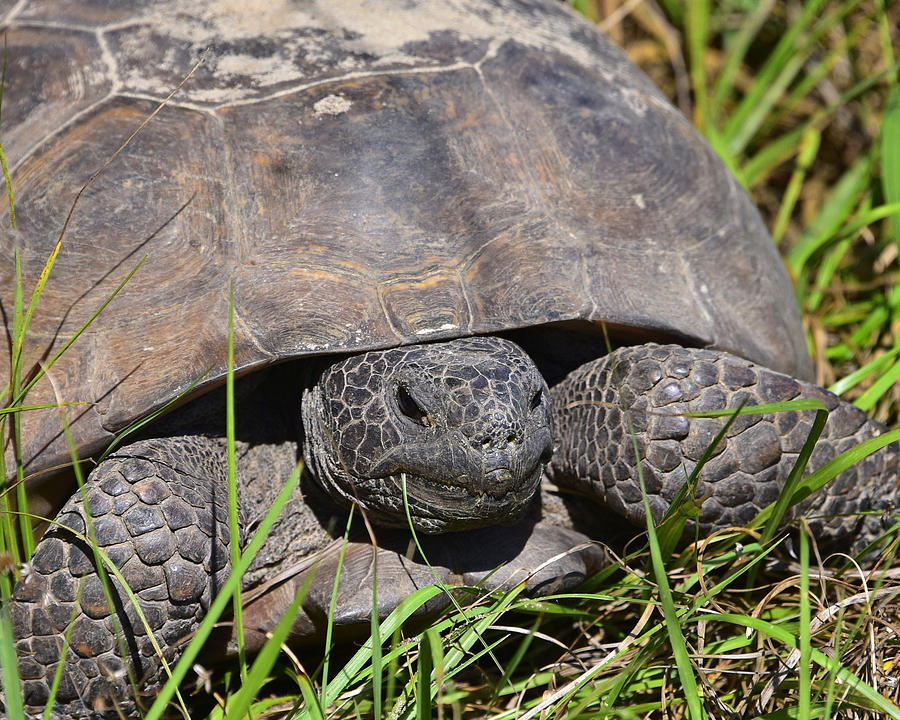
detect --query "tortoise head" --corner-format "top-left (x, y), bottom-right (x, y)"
top-left (301, 336), bottom-right (552, 533)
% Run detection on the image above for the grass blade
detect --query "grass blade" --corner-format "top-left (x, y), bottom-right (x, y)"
top-left (487, 618), bottom-right (538, 710)
top-left (798, 529), bottom-right (811, 720)
top-left (0, 597), bottom-right (23, 720)
top-left (637, 469), bottom-right (704, 719)
top-left (320, 506), bottom-right (354, 700)
top-left (772, 128), bottom-right (821, 244)
top-left (854, 355), bottom-right (900, 412)
top-left (709, 0), bottom-right (774, 117)
top-left (298, 674), bottom-right (325, 720)
top-left (370, 550), bottom-right (383, 720)
top-left (760, 407), bottom-right (827, 544)
top-left (142, 460), bottom-right (302, 720)
top-left (622, 393), bottom-right (704, 717)
top-left (223, 575), bottom-right (312, 720)
top-left (42, 587), bottom-right (81, 720)
top-left (805, 236), bottom-right (853, 312)
top-left (785, 428), bottom-right (900, 508)
top-left (685, 0), bottom-right (710, 129)
top-left (225, 284), bottom-right (246, 690)
top-left (721, 0), bottom-right (826, 151)
top-left (828, 347), bottom-right (900, 396)
top-left (756, 9), bottom-right (867, 142)
top-left (416, 630), bottom-right (434, 720)
top-left (0, 41), bottom-right (13, 230)
top-left (0, 138), bottom-right (12, 229)
top-left (314, 585), bottom-right (445, 713)
top-left (656, 400), bottom-right (749, 559)
top-left (12, 256), bottom-right (147, 408)
top-left (787, 155), bottom-right (872, 276)
top-left (10, 251), bottom-right (27, 559)
top-left (882, 89), bottom-right (900, 246)
top-left (742, 61), bottom-right (899, 188)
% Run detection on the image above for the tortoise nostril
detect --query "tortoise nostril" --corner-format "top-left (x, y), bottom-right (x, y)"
top-left (477, 432), bottom-right (518, 450)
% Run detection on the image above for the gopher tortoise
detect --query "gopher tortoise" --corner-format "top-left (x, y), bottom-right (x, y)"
top-left (3, 0), bottom-right (898, 717)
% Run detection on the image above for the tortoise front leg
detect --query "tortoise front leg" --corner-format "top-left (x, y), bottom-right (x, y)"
top-left (11, 436), bottom-right (237, 719)
top-left (547, 343), bottom-right (900, 552)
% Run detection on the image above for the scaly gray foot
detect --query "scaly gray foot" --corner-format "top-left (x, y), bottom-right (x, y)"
top-left (548, 343), bottom-right (900, 551)
top-left (11, 437), bottom-right (236, 718)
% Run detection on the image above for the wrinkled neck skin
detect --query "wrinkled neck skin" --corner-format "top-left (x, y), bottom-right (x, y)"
top-left (301, 336), bottom-right (553, 534)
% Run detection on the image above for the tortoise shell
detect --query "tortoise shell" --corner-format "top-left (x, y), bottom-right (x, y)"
top-left (0, 0), bottom-right (810, 480)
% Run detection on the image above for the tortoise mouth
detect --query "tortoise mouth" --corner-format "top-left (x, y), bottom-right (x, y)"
top-left (373, 460), bottom-right (544, 533)
top-left (363, 430), bottom-right (551, 522)
top-left (392, 463), bottom-right (534, 500)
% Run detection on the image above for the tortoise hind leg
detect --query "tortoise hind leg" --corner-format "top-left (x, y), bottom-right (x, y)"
top-left (11, 436), bottom-right (236, 719)
top-left (547, 343), bottom-right (900, 552)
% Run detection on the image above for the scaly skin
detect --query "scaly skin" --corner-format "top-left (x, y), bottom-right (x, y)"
top-left (548, 343), bottom-right (900, 551)
top-left (302, 336), bottom-right (552, 533)
top-left (12, 438), bottom-right (235, 718)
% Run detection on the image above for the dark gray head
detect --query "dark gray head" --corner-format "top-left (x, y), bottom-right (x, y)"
top-left (301, 336), bottom-right (552, 533)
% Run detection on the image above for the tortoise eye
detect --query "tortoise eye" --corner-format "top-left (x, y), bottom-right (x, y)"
top-left (530, 388), bottom-right (543, 411)
top-left (397, 385), bottom-right (429, 426)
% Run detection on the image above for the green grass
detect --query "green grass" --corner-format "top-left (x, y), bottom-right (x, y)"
top-left (2, 1), bottom-right (900, 718)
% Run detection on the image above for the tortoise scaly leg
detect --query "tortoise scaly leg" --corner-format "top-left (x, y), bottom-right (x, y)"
top-left (548, 343), bottom-right (900, 551)
top-left (11, 437), bottom-right (236, 719)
